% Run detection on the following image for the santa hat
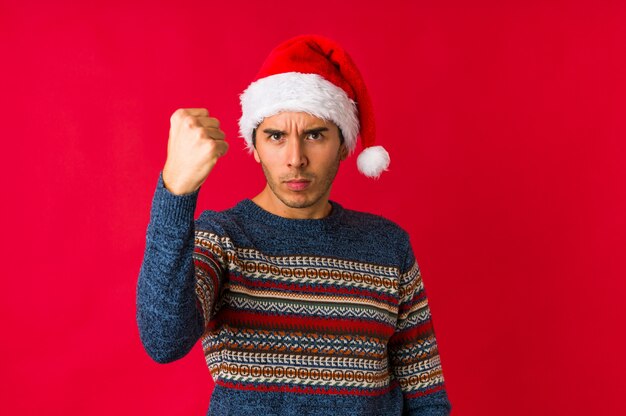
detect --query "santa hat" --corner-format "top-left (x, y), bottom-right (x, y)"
top-left (238, 34), bottom-right (390, 178)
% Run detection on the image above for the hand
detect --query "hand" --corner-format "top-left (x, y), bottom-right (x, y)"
top-left (162, 108), bottom-right (228, 195)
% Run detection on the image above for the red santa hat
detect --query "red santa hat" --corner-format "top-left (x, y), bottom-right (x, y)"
top-left (238, 34), bottom-right (390, 178)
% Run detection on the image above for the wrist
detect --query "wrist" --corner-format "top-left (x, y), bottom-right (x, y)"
top-left (162, 167), bottom-right (199, 196)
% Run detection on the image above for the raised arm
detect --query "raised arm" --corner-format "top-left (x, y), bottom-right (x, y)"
top-left (136, 108), bottom-right (228, 363)
top-left (136, 174), bottom-right (204, 363)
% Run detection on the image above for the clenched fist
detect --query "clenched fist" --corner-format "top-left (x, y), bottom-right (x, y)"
top-left (162, 108), bottom-right (229, 195)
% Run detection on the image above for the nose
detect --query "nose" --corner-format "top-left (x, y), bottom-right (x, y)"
top-left (286, 136), bottom-right (308, 168)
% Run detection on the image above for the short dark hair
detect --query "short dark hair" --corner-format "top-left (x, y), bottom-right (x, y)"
top-left (251, 126), bottom-right (345, 148)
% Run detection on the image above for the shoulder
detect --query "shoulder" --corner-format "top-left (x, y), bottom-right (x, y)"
top-left (196, 209), bottom-right (229, 231)
top-left (340, 205), bottom-right (410, 241)
top-left (194, 203), bottom-right (245, 235)
top-left (337, 204), bottom-right (412, 267)
top-left (340, 207), bottom-right (420, 273)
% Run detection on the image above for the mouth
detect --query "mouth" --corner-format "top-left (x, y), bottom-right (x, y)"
top-left (284, 178), bottom-right (312, 191)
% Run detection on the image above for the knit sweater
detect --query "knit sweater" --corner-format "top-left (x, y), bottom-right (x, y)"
top-left (137, 174), bottom-right (452, 415)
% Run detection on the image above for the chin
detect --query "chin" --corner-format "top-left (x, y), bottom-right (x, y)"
top-left (282, 197), bottom-right (316, 209)
top-left (279, 192), bottom-right (321, 209)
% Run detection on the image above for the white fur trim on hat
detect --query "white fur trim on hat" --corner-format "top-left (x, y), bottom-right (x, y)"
top-left (357, 146), bottom-right (390, 178)
top-left (239, 72), bottom-right (359, 153)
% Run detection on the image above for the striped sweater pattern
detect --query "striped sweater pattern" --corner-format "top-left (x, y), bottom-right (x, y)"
top-left (137, 174), bottom-right (451, 415)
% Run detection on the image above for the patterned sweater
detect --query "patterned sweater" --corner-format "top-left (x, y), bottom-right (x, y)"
top-left (137, 174), bottom-right (452, 415)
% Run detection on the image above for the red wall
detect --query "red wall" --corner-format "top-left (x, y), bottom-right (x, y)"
top-left (1, 1), bottom-right (624, 414)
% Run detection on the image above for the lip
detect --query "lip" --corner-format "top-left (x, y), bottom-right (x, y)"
top-left (284, 179), bottom-right (311, 191)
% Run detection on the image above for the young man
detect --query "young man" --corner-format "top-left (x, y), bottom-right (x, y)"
top-left (137, 35), bottom-right (452, 415)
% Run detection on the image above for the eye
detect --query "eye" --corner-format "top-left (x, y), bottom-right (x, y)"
top-left (268, 132), bottom-right (283, 141)
top-left (307, 132), bottom-right (323, 140)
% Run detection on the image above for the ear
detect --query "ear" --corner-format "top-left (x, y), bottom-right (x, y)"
top-left (253, 147), bottom-right (261, 163)
top-left (339, 143), bottom-right (349, 161)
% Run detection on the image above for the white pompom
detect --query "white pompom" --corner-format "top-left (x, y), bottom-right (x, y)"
top-left (356, 146), bottom-right (390, 178)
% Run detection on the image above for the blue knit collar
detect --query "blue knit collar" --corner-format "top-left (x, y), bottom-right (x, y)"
top-left (234, 199), bottom-right (345, 232)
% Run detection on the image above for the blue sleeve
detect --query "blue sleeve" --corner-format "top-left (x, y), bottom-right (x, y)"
top-left (389, 238), bottom-right (452, 415)
top-left (136, 172), bottom-right (205, 363)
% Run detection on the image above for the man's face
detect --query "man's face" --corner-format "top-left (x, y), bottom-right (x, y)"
top-left (253, 111), bottom-right (348, 216)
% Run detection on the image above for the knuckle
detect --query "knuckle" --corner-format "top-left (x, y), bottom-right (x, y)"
top-left (198, 128), bottom-right (210, 139)
top-left (182, 115), bottom-right (196, 128)
top-left (208, 138), bottom-right (225, 153)
top-left (171, 108), bottom-right (185, 121)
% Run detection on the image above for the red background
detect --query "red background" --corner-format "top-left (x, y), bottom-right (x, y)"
top-left (1, 0), bottom-right (624, 414)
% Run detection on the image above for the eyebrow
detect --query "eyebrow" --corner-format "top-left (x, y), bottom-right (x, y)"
top-left (304, 127), bottom-right (329, 135)
top-left (261, 127), bottom-right (329, 135)
top-left (261, 128), bottom-right (285, 135)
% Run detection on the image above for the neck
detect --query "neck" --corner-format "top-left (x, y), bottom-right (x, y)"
top-left (251, 185), bottom-right (332, 219)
